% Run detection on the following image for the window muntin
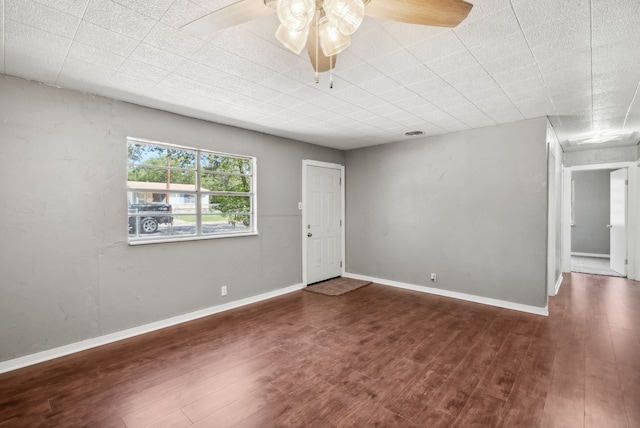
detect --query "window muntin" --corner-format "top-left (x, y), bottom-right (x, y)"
top-left (127, 139), bottom-right (256, 243)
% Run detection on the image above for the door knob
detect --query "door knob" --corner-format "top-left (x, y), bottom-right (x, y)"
top-left (607, 224), bottom-right (612, 228)
top-left (307, 233), bottom-right (313, 237)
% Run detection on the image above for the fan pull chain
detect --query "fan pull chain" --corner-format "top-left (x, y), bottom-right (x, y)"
top-left (329, 55), bottom-right (333, 89)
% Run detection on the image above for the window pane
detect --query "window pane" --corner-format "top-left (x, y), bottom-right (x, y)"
top-left (128, 165), bottom-right (168, 184)
top-left (127, 201), bottom-right (175, 238)
top-left (128, 143), bottom-right (167, 164)
top-left (128, 196), bottom-right (198, 240)
top-left (202, 215), bottom-right (251, 234)
top-left (208, 196), bottom-right (251, 214)
top-left (202, 197), bottom-right (251, 234)
top-left (127, 214), bottom-right (198, 239)
top-left (200, 154), bottom-right (251, 174)
top-left (128, 144), bottom-right (196, 170)
top-left (163, 214), bottom-right (197, 237)
top-left (200, 172), bottom-right (251, 192)
top-left (128, 166), bottom-right (196, 191)
top-left (169, 202), bottom-right (198, 237)
top-left (167, 148), bottom-right (196, 169)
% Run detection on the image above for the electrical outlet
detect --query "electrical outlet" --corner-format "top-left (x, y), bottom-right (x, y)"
top-left (221, 286), bottom-right (228, 296)
top-left (430, 273), bottom-right (437, 282)
top-left (298, 202), bottom-right (303, 210)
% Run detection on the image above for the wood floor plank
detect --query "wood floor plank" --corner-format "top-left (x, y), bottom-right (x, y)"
top-left (121, 357), bottom-right (272, 428)
top-left (498, 338), bottom-right (555, 427)
top-left (382, 367), bottom-right (446, 421)
top-left (408, 312), bottom-right (464, 365)
top-left (331, 369), bottom-right (379, 403)
top-left (369, 357), bottom-right (425, 404)
top-left (383, 317), bottom-right (496, 421)
top-left (189, 384), bottom-right (283, 428)
top-left (0, 397), bottom-right (51, 423)
top-left (511, 313), bottom-right (544, 338)
top-left (140, 410), bottom-right (191, 428)
top-left (476, 333), bottom-right (532, 401)
top-left (362, 406), bottom-right (417, 427)
top-left (45, 411), bottom-right (128, 428)
top-left (584, 315), bottom-right (616, 363)
top-left (617, 363), bottom-right (640, 427)
top-left (479, 310), bottom-right (520, 349)
top-left (225, 385), bottom-right (304, 428)
top-left (336, 401), bottom-right (417, 428)
top-left (1, 273), bottom-right (638, 427)
top-left (584, 356), bottom-right (628, 428)
top-left (277, 384), bottom-right (355, 427)
top-left (547, 339), bottom-right (585, 403)
top-left (434, 339), bottom-right (500, 416)
top-left (610, 326), bottom-right (640, 369)
top-left (180, 365), bottom-right (275, 423)
top-left (540, 394), bottom-right (585, 428)
top-left (453, 392), bottom-right (506, 428)
top-left (411, 405), bottom-right (459, 427)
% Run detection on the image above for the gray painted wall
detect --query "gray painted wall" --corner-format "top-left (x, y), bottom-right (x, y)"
top-left (345, 118), bottom-right (549, 308)
top-left (0, 75), bottom-right (343, 362)
top-left (571, 170), bottom-right (612, 255)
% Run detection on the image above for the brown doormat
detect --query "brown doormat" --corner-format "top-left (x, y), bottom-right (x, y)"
top-left (304, 277), bottom-right (371, 296)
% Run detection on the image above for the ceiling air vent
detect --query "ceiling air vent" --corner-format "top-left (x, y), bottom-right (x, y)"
top-left (405, 131), bottom-right (424, 137)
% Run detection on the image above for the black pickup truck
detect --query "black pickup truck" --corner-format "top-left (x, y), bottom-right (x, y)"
top-left (128, 203), bottom-right (173, 234)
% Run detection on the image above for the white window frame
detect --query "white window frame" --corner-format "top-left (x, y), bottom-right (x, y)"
top-left (127, 137), bottom-right (257, 245)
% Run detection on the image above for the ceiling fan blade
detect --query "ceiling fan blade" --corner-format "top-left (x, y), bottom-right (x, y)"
top-left (307, 25), bottom-right (337, 73)
top-left (181, 0), bottom-right (275, 39)
top-left (365, 0), bottom-right (473, 28)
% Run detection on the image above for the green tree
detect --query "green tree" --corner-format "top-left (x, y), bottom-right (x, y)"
top-left (201, 155), bottom-right (251, 226)
top-left (128, 144), bottom-right (196, 201)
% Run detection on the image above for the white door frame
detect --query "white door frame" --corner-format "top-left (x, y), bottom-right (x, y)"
top-left (547, 150), bottom-right (558, 296)
top-left (561, 160), bottom-right (639, 280)
top-left (302, 160), bottom-right (346, 286)
top-left (610, 168), bottom-right (628, 275)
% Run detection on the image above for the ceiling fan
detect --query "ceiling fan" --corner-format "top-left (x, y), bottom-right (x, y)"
top-left (182, 0), bottom-right (473, 81)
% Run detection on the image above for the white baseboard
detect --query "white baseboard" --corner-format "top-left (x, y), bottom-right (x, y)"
top-left (344, 273), bottom-right (548, 317)
top-left (554, 275), bottom-right (563, 295)
top-left (571, 252), bottom-right (610, 258)
top-left (0, 283), bottom-right (305, 375)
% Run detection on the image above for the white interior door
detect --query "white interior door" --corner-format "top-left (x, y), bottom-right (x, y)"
top-left (306, 165), bottom-right (342, 284)
top-left (610, 168), bottom-right (627, 275)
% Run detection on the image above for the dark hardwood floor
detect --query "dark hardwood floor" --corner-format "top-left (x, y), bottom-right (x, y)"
top-left (1, 273), bottom-right (639, 427)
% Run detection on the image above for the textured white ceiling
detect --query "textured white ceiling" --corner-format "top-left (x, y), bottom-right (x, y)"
top-left (1, 0), bottom-right (639, 151)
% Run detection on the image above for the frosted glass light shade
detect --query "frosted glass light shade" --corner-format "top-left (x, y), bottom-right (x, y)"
top-left (277, 0), bottom-right (315, 32)
top-left (323, 0), bottom-right (364, 35)
top-left (318, 18), bottom-right (351, 56)
top-left (276, 23), bottom-right (310, 55)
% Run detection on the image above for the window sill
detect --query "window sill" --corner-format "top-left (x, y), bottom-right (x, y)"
top-left (128, 231), bottom-right (259, 246)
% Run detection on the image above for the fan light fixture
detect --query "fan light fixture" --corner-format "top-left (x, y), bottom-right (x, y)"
top-left (273, 0), bottom-right (365, 83)
top-left (318, 16), bottom-right (351, 57)
top-left (185, 0), bottom-right (473, 82)
top-left (276, 23), bottom-right (310, 54)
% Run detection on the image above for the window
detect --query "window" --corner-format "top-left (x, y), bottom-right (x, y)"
top-left (127, 138), bottom-right (256, 244)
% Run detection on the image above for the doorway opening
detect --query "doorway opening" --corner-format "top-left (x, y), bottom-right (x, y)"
top-left (566, 166), bottom-right (628, 278)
